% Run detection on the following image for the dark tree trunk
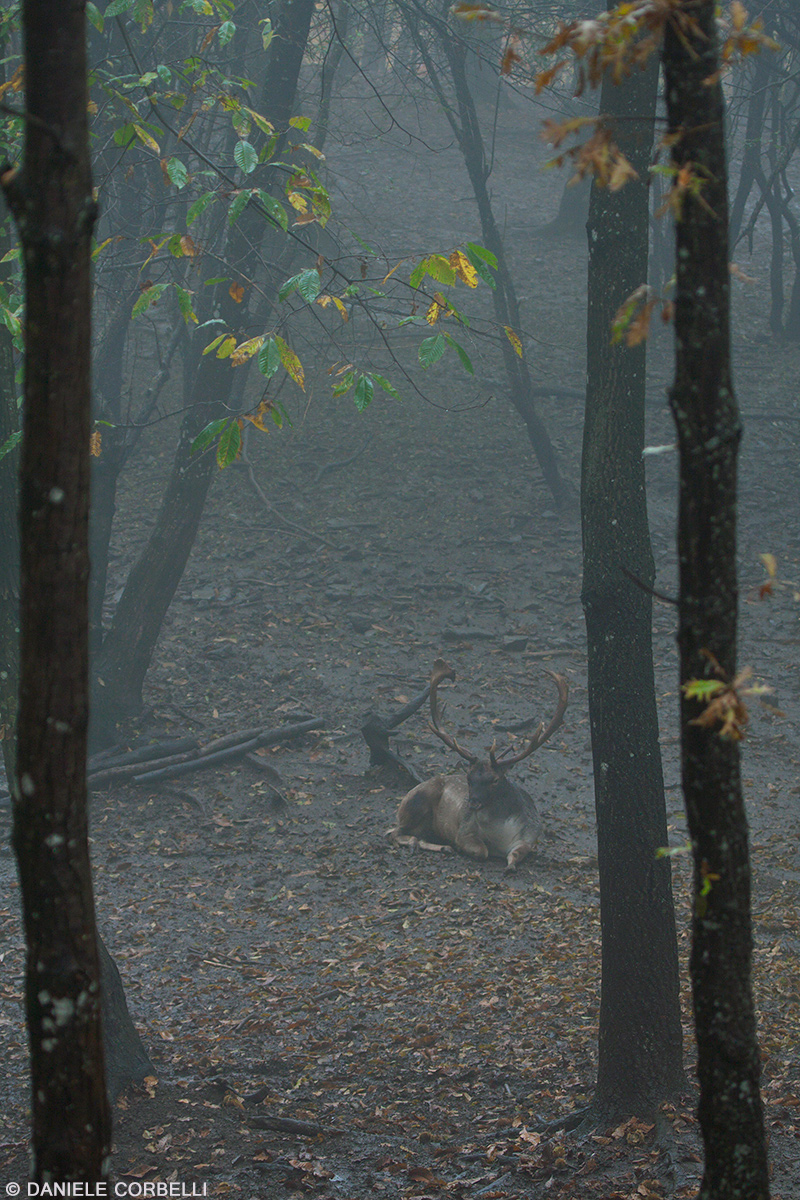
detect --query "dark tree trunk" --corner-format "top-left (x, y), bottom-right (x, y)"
top-left (0, 250), bottom-right (19, 778)
top-left (662, 4), bottom-right (770, 1196)
top-left (1, 0), bottom-right (112, 1181)
top-left (581, 57), bottom-right (684, 1120)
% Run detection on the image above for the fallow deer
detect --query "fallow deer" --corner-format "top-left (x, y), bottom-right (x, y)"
top-left (388, 659), bottom-right (568, 870)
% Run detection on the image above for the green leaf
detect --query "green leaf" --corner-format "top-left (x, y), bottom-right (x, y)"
top-left (166, 157), bottom-right (189, 188)
top-left (354, 374), bottom-right (374, 412)
top-left (257, 190), bottom-right (288, 231)
top-left (228, 189), bottom-right (251, 226)
top-left (201, 333), bottom-right (228, 356)
top-left (258, 337), bottom-right (281, 378)
top-left (409, 261), bottom-right (426, 290)
top-left (174, 284), bottom-right (197, 325)
top-left (289, 115), bottom-right (310, 131)
top-left (86, 2), bottom-right (104, 30)
top-left (466, 241), bottom-right (498, 268)
top-left (190, 417), bottom-right (229, 456)
top-left (444, 334), bottom-right (474, 375)
top-left (372, 373), bottom-right (401, 401)
top-left (0, 429), bottom-right (22, 463)
top-left (187, 190), bottom-right (216, 225)
top-left (105, 0), bottom-right (135, 16)
top-left (260, 18), bottom-right (273, 49)
top-left (131, 283), bottom-right (168, 318)
top-left (275, 400), bottom-right (293, 428)
top-left (279, 269), bottom-right (321, 304)
top-left (234, 140), bottom-right (258, 175)
top-left (218, 19), bottom-right (236, 45)
top-left (0, 306), bottom-right (22, 339)
top-left (419, 334), bottom-right (446, 369)
top-left (296, 268), bottom-right (321, 303)
top-left (425, 254), bottom-right (456, 286)
top-left (217, 420), bottom-right (242, 467)
top-left (332, 372), bottom-right (355, 397)
top-left (465, 246), bottom-right (495, 289)
top-left (133, 0), bottom-right (153, 27)
top-left (113, 123), bottom-right (136, 148)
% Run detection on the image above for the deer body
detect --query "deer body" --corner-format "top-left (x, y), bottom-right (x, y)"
top-left (391, 769), bottom-right (542, 868)
top-left (388, 661), bottom-right (567, 871)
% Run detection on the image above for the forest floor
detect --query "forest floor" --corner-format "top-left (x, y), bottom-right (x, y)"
top-left (2, 94), bottom-right (800, 1199)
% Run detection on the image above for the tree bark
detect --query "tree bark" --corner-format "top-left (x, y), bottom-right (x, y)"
top-left (662, 3), bottom-right (770, 1195)
top-left (2, 0), bottom-right (112, 1181)
top-left (0, 249), bottom-right (19, 779)
top-left (581, 56), bottom-right (684, 1120)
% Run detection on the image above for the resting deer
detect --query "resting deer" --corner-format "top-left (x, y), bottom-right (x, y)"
top-left (388, 659), bottom-right (568, 870)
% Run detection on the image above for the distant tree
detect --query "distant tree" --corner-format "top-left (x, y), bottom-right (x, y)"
top-left (662, 0), bottom-right (771, 1194)
top-left (397, 0), bottom-right (572, 509)
top-left (1, 0), bottom-right (111, 1180)
top-left (581, 54), bottom-right (684, 1120)
top-left (90, 0), bottom-right (318, 736)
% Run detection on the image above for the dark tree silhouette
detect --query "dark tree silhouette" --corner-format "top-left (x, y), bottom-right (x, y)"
top-left (1, 0), bottom-right (111, 1180)
top-left (662, 1), bottom-right (770, 1194)
top-left (581, 57), bottom-right (684, 1120)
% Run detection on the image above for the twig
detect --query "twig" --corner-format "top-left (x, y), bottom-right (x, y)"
top-left (312, 433), bottom-right (373, 483)
top-left (240, 452), bottom-right (341, 549)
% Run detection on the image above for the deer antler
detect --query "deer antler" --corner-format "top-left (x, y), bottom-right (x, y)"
top-left (428, 658), bottom-right (478, 763)
top-left (490, 671), bottom-right (569, 770)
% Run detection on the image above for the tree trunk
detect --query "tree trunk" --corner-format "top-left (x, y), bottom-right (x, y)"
top-left (2, 0), bottom-right (112, 1181)
top-left (662, 4), bottom-right (770, 1196)
top-left (729, 54), bottom-right (771, 245)
top-left (0, 250), bottom-right (19, 779)
top-left (581, 57), bottom-right (684, 1120)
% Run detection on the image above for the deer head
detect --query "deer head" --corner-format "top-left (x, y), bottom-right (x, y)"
top-left (428, 658), bottom-right (568, 810)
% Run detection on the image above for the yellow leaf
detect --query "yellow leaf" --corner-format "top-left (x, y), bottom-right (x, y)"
top-left (229, 281), bottom-right (245, 303)
top-left (731, 0), bottom-right (747, 31)
top-left (760, 553), bottom-right (777, 578)
top-left (449, 249), bottom-right (478, 288)
top-left (332, 297), bottom-right (349, 321)
top-left (89, 431), bottom-right (102, 458)
top-left (180, 235), bottom-right (196, 256)
top-left (504, 326), bottom-right (523, 357)
top-left (287, 191), bottom-right (308, 212)
top-left (230, 335), bottom-right (265, 366)
top-left (216, 335), bottom-right (237, 359)
top-left (426, 297), bottom-right (444, 326)
top-left (243, 398), bottom-right (274, 431)
top-left (276, 335), bottom-right (305, 390)
top-left (0, 65), bottom-right (24, 101)
top-left (133, 124), bottom-right (160, 154)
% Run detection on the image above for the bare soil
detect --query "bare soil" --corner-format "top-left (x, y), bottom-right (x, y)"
top-left (2, 99), bottom-right (800, 1199)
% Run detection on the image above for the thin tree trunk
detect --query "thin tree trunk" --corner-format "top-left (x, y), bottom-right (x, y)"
top-left (581, 56), bottom-right (684, 1120)
top-left (93, 0), bottom-right (317, 735)
top-left (402, 5), bottom-right (571, 509)
top-left (662, 4), bottom-right (770, 1195)
top-left (2, 0), bottom-right (111, 1180)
